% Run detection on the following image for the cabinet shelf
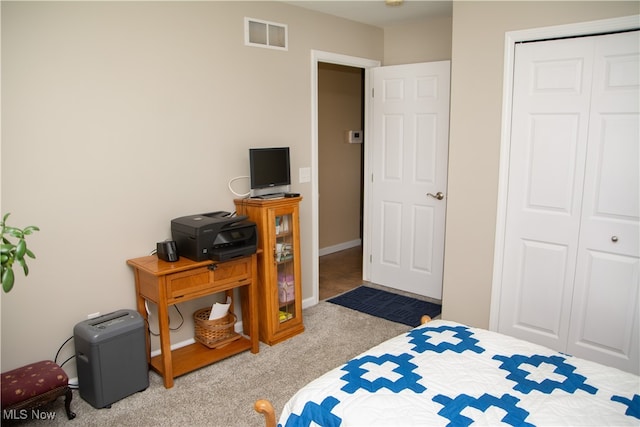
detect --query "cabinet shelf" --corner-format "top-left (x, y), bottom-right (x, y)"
top-left (150, 337), bottom-right (253, 378)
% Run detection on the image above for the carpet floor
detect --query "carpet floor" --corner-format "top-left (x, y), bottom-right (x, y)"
top-left (9, 302), bottom-right (411, 427)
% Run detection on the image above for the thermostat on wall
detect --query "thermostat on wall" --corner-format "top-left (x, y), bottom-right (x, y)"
top-left (344, 130), bottom-right (363, 144)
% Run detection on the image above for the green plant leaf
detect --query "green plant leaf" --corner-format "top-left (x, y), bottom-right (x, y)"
top-left (15, 239), bottom-right (27, 259)
top-left (23, 226), bottom-right (40, 235)
top-left (4, 227), bottom-right (23, 238)
top-left (16, 257), bottom-right (30, 276)
top-left (2, 267), bottom-right (15, 292)
top-left (1, 213), bottom-right (38, 292)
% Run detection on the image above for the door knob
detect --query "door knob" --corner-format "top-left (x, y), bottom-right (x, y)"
top-left (427, 192), bottom-right (444, 200)
top-left (611, 236), bottom-right (619, 243)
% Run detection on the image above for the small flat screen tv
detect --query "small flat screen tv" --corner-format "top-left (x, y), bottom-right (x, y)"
top-left (249, 147), bottom-right (291, 191)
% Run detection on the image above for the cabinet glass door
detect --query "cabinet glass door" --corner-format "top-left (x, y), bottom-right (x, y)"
top-left (275, 213), bottom-right (297, 324)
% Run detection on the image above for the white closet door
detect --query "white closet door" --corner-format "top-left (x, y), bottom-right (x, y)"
top-left (499, 30), bottom-right (639, 374)
top-left (567, 31), bottom-right (639, 374)
top-left (498, 37), bottom-right (595, 350)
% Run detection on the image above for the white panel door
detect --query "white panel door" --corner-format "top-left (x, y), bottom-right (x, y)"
top-left (498, 31), bottom-right (639, 374)
top-left (498, 37), bottom-right (595, 350)
top-left (567, 31), bottom-right (639, 373)
top-left (369, 61), bottom-right (450, 299)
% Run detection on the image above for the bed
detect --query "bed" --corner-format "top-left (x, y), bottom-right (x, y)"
top-left (255, 317), bottom-right (639, 426)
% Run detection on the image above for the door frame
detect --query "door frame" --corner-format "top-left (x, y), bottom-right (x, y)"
top-left (309, 51), bottom-right (380, 306)
top-left (489, 14), bottom-right (640, 331)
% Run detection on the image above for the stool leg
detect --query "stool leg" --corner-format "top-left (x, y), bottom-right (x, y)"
top-left (64, 387), bottom-right (76, 420)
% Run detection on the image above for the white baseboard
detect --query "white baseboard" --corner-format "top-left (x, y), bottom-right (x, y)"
top-left (319, 239), bottom-right (361, 257)
top-left (302, 295), bottom-right (318, 310)
top-left (150, 338), bottom-right (196, 358)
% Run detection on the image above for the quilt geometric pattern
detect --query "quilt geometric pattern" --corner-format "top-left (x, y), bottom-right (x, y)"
top-left (340, 353), bottom-right (426, 394)
top-left (279, 396), bottom-right (341, 427)
top-left (277, 320), bottom-right (640, 427)
top-left (493, 354), bottom-right (598, 395)
top-left (408, 324), bottom-right (485, 354)
top-left (611, 394), bottom-right (640, 418)
top-left (433, 392), bottom-right (533, 427)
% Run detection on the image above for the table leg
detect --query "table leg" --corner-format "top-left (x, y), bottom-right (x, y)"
top-left (249, 254), bottom-right (259, 353)
top-left (157, 301), bottom-right (174, 388)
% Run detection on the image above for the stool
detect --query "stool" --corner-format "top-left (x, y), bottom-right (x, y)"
top-left (1, 360), bottom-right (76, 420)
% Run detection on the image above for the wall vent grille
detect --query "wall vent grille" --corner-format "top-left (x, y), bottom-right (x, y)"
top-left (245, 17), bottom-right (288, 51)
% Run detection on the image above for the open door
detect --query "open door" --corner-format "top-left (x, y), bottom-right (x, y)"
top-left (367, 61), bottom-right (450, 299)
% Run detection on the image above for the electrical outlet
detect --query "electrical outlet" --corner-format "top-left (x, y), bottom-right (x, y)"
top-left (87, 312), bottom-right (101, 319)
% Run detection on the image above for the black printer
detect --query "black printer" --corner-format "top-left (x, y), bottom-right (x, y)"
top-left (171, 211), bottom-right (257, 262)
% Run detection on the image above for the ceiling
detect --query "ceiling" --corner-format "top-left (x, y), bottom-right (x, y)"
top-left (284, 1), bottom-right (453, 28)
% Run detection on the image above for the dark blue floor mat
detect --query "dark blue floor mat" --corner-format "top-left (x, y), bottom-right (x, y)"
top-left (327, 286), bottom-right (441, 327)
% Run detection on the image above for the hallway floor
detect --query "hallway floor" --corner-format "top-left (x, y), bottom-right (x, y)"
top-left (319, 245), bottom-right (443, 307)
top-left (319, 246), bottom-right (363, 300)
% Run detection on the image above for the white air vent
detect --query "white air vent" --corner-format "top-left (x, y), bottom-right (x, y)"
top-left (245, 17), bottom-right (288, 51)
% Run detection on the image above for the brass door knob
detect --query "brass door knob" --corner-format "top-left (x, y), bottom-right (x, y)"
top-left (427, 192), bottom-right (445, 200)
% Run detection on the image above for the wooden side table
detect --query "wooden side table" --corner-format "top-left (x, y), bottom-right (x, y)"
top-left (127, 254), bottom-right (259, 388)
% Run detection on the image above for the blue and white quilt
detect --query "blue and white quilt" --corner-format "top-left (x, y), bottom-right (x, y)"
top-left (278, 320), bottom-right (640, 426)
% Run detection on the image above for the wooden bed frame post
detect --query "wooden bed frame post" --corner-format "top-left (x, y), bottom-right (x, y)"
top-left (255, 399), bottom-right (276, 427)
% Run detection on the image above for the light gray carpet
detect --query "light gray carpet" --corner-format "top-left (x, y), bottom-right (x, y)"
top-left (13, 302), bottom-right (411, 427)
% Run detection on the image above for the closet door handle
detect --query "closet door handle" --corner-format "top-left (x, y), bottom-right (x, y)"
top-left (611, 236), bottom-right (619, 243)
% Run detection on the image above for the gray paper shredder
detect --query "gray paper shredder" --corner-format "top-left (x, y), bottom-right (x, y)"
top-left (74, 309), bottom-right (149, 408)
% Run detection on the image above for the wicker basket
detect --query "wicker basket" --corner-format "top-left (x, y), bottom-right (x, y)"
top-left (193, 308), bottom-right (240, 349)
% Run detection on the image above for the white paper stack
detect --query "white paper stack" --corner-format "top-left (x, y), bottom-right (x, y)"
top-left (209, 296), bottom-right (232, 320)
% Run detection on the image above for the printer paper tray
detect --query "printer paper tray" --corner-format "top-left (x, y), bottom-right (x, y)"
top-left (211, 245), bottom-right (257, 262)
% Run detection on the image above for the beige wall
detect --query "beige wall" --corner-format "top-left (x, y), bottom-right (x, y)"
top-left (0, 1), bottom-right (382, 373)
top-left (318, 63), bottom-right (363, 250)
top-left (442, 1), bottom-right (639, 328)
top-left (384, 15), bottom-right (453, 65)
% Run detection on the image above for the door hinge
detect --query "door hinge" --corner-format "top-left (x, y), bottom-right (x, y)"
top-left (372, 87), bottom-right (374, 98)
top-left (369, 254), bottom-right (372, 263)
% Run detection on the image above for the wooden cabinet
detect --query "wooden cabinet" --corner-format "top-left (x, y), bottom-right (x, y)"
top-left (235, 197), bottom-right (304, 345)
top-left (127, 254), bottom-right (259, 388)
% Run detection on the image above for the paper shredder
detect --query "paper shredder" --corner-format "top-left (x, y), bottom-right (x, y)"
top-left (74, 309), bottom-right (149, 408)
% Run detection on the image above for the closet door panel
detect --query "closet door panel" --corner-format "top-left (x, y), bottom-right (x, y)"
top-left (513, 240), bottom-right (570, 337)
top-left (569, 250), bottom-right (639, 371)
top-left (497, 38), bottom-right (594, 350)
top-left (567, 31), bottom-right (639, 374)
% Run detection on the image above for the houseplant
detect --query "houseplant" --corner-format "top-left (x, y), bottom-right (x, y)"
top-left (1, 213), bottom-right (39, 292)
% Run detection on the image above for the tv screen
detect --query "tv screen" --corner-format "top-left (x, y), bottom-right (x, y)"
top-left (249, 147), bottom-right (291, 190)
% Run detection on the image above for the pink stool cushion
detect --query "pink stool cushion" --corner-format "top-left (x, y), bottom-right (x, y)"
top-left (1, 360), bottom-right (69, 408)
